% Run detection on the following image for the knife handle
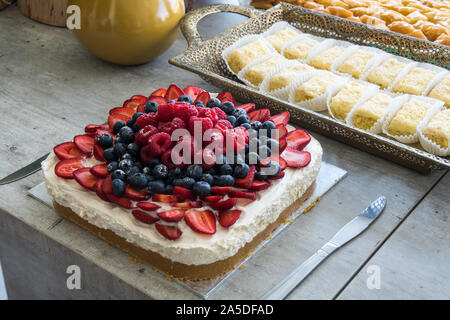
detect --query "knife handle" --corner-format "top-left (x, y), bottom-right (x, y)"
top-left (261, 242), bottom-right (337, 300)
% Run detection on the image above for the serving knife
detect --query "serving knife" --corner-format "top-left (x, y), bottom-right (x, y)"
top-left (261, 196), bottom-right (387, 300)
top-left (0, 153), bottom-right (49, 185)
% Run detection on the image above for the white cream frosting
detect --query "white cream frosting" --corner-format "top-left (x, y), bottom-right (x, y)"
top-left (42, 137), bottom-right (322, 266)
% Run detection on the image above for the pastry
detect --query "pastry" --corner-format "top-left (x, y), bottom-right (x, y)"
top-left (283, 36), bottom-right (319, 60)
top-left (428, 74), bottom-right (450, 107)
top-left (309, 45), bottom-right (346, 70)
top-left (337, 48), bottom-right (377, 78)
top-left (293, 71), bottom-right (341, 102)
top-left (43, 85), bottom-right (322, 280)
top-left (351, 92), bottom-right (393, 130)
top-left (329, 81), bottom-right (373, 120)
top-left (268, 63), bottom-right (314, 91)
top-left (242, 54), bottom-right (285, 86)
top-left (421, 109), bottom-right (450, 149)
top-left (366, 57), bottom-right (407, 89)
top-left (386, 97), bottom-right (433, 136)
top-left (226, 39), bottom-right (274, 74)
top-left (265, 26), bottom-right (300, 52)
top-left (393, 66), bottom-right (437, 95)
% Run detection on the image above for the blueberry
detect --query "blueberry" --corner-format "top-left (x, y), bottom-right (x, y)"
top-left (112, 120), bottom-right (126, 134)
top-left (164, 184), bottom-right (174, 195)
top-left (237, 115), bottom-right (250, 125)
top-left (152, 164), bottom-right (168, 180)
top-left (265, 161), bottom-right (281, 176)
top-left (173, 178), bottom-right (184, 187)
top-left (180, 177), bottom-right (196, 189)
top-left (266, 139), bottom-right (279, 153)
top-left (234, 153), bottom-right (245, 165)
top-left (217, 175), bottom-right (234, 187)
top-left (146, 174), bottom-right (155, 182)
top-left (177, 94), bottom-right (193, 104)
top-left (142, 166), bottom-right (151, 175)
top-left (168, 167), bottom-right (181, 180)
top-left (103, 148), bottom-right (116, 163)
top-left (167, 99), bottom-right (176, 104)
top-left (112, 169), bottom-right (127, 181)
top-left (234, 163), bottom-right (250, 179)
top-left (113, 143), bottom-right (127, 158)
top-left (126, 165), bottom-right (141, 177)
top-left (248, 137), bottom-right (260, 151)
top-left (247, 152), bottom-right (260, 165)
top-left (255, 171), bottom-right (267, 181)
top-left (251, 121), bottom-right (263, 130)
top-left (240, 122), bottom-right (251, 130)
top-left (200, 173), bottom-right (214, 185)
top-left (144, 100), bottom-right (159, 113)
top-left (234, 108), bottom-right (247, 118)
top-left (119, 126), bottom-right (134, 144)
top-left (262, 120), bottom-right (276, 131)
top-left (107, 161), bottom-right (118, 173)
top-left (215, 154), bottom-right (227, 165)
top-left (195, 101), bottom-right (205, 108)
top-left (97, 133), bottom-right (113, 148)
top-left (121, 153), bottom-right (133, 161)
top-left (226, 115), bottom-right (237, 127)
top-left (135, 162), bottom-right (144, 170)
top-left (258, 145), bottom-right (272, 158)
top-left (126, 119), bottom-right (135, 127)
top-left (220, 164), bottom-right (233, 175)
top-left (148, 158), bottom-right (160, 168)
top-left (207, 167), bottom-right (217, 176)
top-left (186, 164), bottom-right (203, 180)
top-left (132, 112), bottom-right (144, 122)
top-left (111, 179), bottom-right (126, 197)
top-left (128, 172), bottom-right (148, 190)
top-left (148, 180), bottom-right (165, 194)
top-left (118, 159), bottom-right (134, 172)
top-left (206, 98), bottom-right (221, 108)
top-left (127, 143), bottom-right (140, 158)
top-left (247, 128), bottom-right (259, 139)
top-left (193, 181), bottom-right (211, 196)
top-left (220, 101), bottom-right (235, 115)
top-left (132, 122), bottom-right (140, 133)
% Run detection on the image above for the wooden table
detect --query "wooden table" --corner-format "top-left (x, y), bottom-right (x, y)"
top-left (0, 3), bottom-right (449, 300)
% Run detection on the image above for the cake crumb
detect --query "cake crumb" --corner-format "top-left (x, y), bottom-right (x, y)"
top-left (128, 257), bottom-right (138, 264)
top-left (300, 197), bottom-right (320, 215)
top-left (250, 252), bottom-right (255, 257)
top-left (240, 264), bottom-right (246, 270)
top-left (166, 274), bottom-right (173, 281)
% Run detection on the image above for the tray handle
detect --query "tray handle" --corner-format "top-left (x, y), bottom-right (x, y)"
top-left (181, 4), bottom-right (262, 48)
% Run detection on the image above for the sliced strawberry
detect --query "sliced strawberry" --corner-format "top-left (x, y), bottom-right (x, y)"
top-left (172, 186), bottom-right (196, 201)
top-left (229, 190), bottom-right (256, 201)
top-left (73, 168), bottom-right (99, 190)
top-left (90, 163), bottom-right (108, 178)
top-left (286, 129), bottom-right (311, 151)
top-left (268, 170), bottom-right (286, 180)
top-left (136, 103), bottom-right (146, 113)
top-left (270, 111), bottom-right (290, 126)
top-left (93, 141), bottom-right (105, 162)
top-left (73, 135), bottom-right (95, 156)
top-left (183, 85), bottom-right (204, 100)
top-left (157, 209), bottom-right (186, 222)
top-left (54, 142), bottom-right (84, 160)
top-left (279, 137), bottom-right (287, 154)
top-left (174, 201), bottom-right (203, 209)
top-left (155, 223), bottom-right (182, 240)
top-left (108, 113), bottom-right (130, 129)
top-left (248, 108), bottom-right (271, 123)
top-left (238, 103), bottom-right (255, 113)
top-left (122, 99), bottom-right (142, 110)
top-left (106, 194), bottom-right (134, 209)
top-left (276, 124), bottom-right (288, 139)
top-left (249, 180), bottom-right (271, 191)
top-left (109, 107), bottom-right (135, 118)
top-left (132, 210), bottom-right (159, 224)
top-left (210, 187), bottom-right (232, 195)
top-left (234, 165), bottom-right (256, 189)
top-left (94, 179), bottom-right (109, 202)
top-left (153, 194), bottom-right (177, 203)
top-left (125, 185), bottom-right (150, 201)
top-left (131, 95), bottom-right (148, 103)
top-left (216, 92), bottom-right (236, 105)
top-left (136, 202), bottom-right (161, 211)
top-left (150, 88), bottom-right (167, 97)
top-left (218, 210), bottom-right (242, 228)
top-left (164, 84), bottom-right (184, 101)
top-left (283, 148), bottom-right (311, 168)
top-left (185, 210), bottom-right (216, 235)
top-left (202, 195), bottom-right (223, 203)
top-left (194, 91), bottom-right (211, 105)
top-left (260, 154), bottom-right (287, 171)
top-left (209, 198), bottom-right (237, 211)
top-left (55, 158), bottom-right (84, 179)
top-left (102, 174), bottom-right (113, 195)
top-left (148, 96), bottom-right (168, 105)
top-left (85, 124), bottom-right (109, 134)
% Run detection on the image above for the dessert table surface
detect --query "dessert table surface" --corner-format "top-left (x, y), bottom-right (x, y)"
top-left (0, 2), bottom-right (449, 300)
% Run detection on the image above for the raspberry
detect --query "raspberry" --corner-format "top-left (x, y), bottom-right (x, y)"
top-left (160, 117), bottom-right (186, 135)
top-left (213, 107), bottom-right (227, 120)
top-left (198, 108), bottom-right (219, 124)
top-left (161, 149), bottom-right (177, 169)
top-left (157, 103), bottom-right (175, 122)
top-left (148, 132), bottom-right (172, 156)
top-left (135, 125), bottom-right (158, 146)
top-left (174, 102), bottom-right (198, 123)
top-left (136, 113), bottom-right (158, 128)
top-left (189, 116), bottom-right (213, 135)
top-left (214, 120), bottom-right (233, 136)
top-left (140, 144), bottom-right (157, 164)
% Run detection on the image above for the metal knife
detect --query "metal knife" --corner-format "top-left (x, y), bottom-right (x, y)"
top-left (261, 196), bottom-right (387, 300)
top-left (0, 153), bottom-right (49, 185)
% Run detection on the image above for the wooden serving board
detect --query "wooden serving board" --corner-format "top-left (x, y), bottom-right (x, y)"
top-left (18, 0), bottom-right (67, 27)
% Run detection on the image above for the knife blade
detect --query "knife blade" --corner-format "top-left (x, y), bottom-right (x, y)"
top-left (261, 196), bottom-right (387, 300)
top-left (0, 153), bottom-right (49, 185)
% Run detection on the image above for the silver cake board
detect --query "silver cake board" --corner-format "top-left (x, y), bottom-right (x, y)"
top-left (28, 161), bottom-right (346, 299)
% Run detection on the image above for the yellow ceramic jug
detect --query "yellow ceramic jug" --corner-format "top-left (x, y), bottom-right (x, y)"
top-left (68, 0), bottom-right (185, 65)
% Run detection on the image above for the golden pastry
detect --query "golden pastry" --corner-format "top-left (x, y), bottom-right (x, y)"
top-left (386, 98), bottom-right (433, 136)
top-left (349, 7), bottom-right (375, 17)
top-left (406, 11), bottom-right (428, 24)
top-left (352, 93), bottom-right (393, 130)
top-left (421, 22), bottom-right (448, 41)
top-left (422, 109), bottom-right (450, 149)
top-left (388, 21), bottom-right (427, 39)
top-left (428, 74), bottom-right (450, 107)
top-left (360, 15), bottom-right (388, 29)
top-left (227, 39), bottom-right (273, 74)
top-left (329, 81), bottom-right (371, 120)
top-left (366, 58), bottom-right (406, 89)
top-left (434, 33), bottom-right (450, 46)
top-left (380, 10), bottom-right (408, 25)
top-left (325, 6), bottom-right (354, 19)
top-left (310, 45), bottom-right (346, 70)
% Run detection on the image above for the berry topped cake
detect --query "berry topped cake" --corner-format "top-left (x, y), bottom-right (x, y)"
top-left (43, 84), bottom-right (322, 280)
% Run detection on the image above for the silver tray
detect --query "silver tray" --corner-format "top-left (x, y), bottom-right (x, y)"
top-left (169, 3), bottom-right (450, 173)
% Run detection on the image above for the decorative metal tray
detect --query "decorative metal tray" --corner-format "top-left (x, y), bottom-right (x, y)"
top-left (169, 3), bottom-right (450, 173)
